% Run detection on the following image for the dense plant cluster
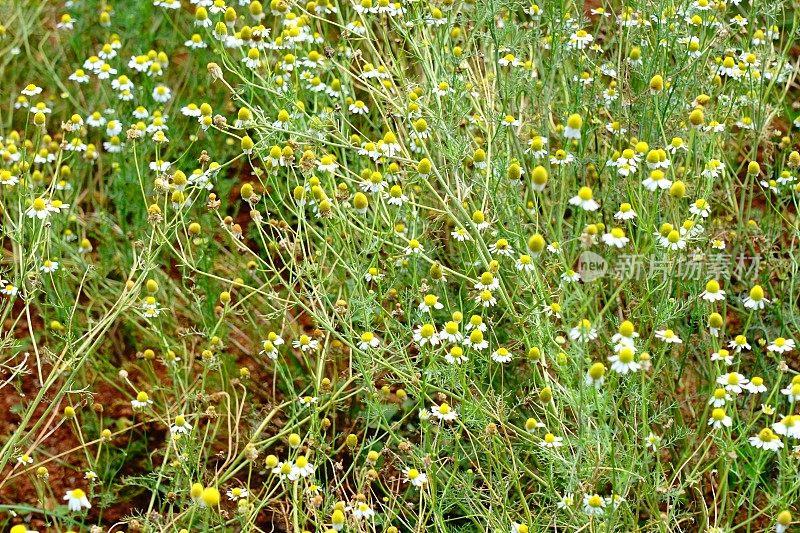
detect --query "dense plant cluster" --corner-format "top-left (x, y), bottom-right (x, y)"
top-left (1, 0), bottom-right (800, 531)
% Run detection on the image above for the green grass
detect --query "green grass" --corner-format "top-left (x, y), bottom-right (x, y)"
top-left (1, 0), bottom-right (800, 531)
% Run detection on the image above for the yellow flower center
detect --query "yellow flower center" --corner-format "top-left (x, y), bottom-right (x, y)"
top-left (619, 347), bottom-right (634, 363)
top-left (589, 362), bottom-right (605, 379)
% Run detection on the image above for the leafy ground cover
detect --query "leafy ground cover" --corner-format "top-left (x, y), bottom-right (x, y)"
top-left (1, 0), bottom-right (800, 531)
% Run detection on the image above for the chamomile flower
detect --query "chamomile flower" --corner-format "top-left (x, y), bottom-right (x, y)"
top-left (439, 321), bottom-right (462, 343)
top-left (131, 391), bottom-right (153, 409)
top-left (185, 34), bottom-right (207, 48)
top-left (612, 320), bottom-right (639, 348)
top-left (418, 294), bottom-right (444, 312)
top-left (743, 284), bottom-right (770, 309)
top-left (298, 395), bottom-right (318, 407)
top-left (152, 85), bottom-right (172, 103)
top-left (582, 361), bottom-right (606, 387)
top-left (614, 202), bottom-right (637, 220)
top-left (491, 347), bottom-right (513, 363)
top-left (776, 511), bottom-right (793, 533)
top-left (557, 492), bottom-right (575, 509)
top-left (708, 388), bottom-right (732, 407)
top-left (403, 467), bottom-right (428, 488)
top-left (582, 494), bottom-right (605, 516)
top-left (385, 185), bottom-right (408, 205)
top-left (26, 197), bottom-right (50, 220)
top-left (21, 84), bottom-right (42, 96)
top-left (550, 148), bottom-right (575, 166)
top-left (745, 376), bottom-right (767, 394)
top-left (569, 319), bottom-right (597, 341)
top-left (1, 282), bottom-right (18, 297)
top-left (349, 100), bottom-right (369, 114)
top-left (170, 415), bottom-right (192, 435)
top-left (542, 302), bottom-right (561, 319)
top-left (609, 346), bottom-right (640, 374)
top-left (646, 432), bottom-right (662, 451)
top-left (655, 328), bottom-right (682, 344)
top-left (501, 114), bottom-right (520, 128)
top-left (414, 324), bottom-right (440, 346)
top-left (708, 407), bottom-right (732, 429)
top-left (292, 335), bottom-right (319, 353)
top-left (475, 290), bottom-right (497, 308)
top-left (489, 238), bottom-right (514, 256)
top-left (539, 432), bottom-right (564, 448)
top-left (605, 494), bottom-right (625, 510)
top-left (290, 456), bottom-right (315, 479)
top-left (405, 239), bottom-right (424, 255)
top-left (525, 418), bottom-right (545, 432)
top-left (728, 334), bottom-right (751, 352)
top-left (640, 167), bottom-right (671, 190)
top-left (430, 401), bottom-right (458, 421)
top-left (768, 337), bottom-right (795, 354)
top-left (568, 30), bottom-right (594, 50)
top-left (717, 372), bottom-right (749, 394)
top-left (227, 487), bottom-right (249, 501)
top-left (710, 349), bottom-right (733, 365)
top-left (40, 260), bottom-right (59, 273)
top-left (700, 280), bottom-right (726, 302)
top-left (358, 331), bottom-right (380, 349)
top-left (260, 340), bottom-right (279, 360)
top-left (702, 159), bottom-right (724, 178)
top-left (70, 69), bottom-right (90, 83)
top-left (444, 346), bottom-right (468, 365)
top-left (772, 414), bottom-right (800, 439)
top-left (780, 378), bottom-right (800, 402)
top-left (516, 254), bottom-right (535, 271)
top-left (527, 136), bottom-right (548, 157)
top-left (569, 186), bottom-right (599, 211)
top-left (602, 227), bottom-right (629, 248)
top-left (63, 488), bottom-right (91, 512)
top-left (474, 272), bottom-right (500, 291)
top-left (749, 428), bottom-right (783, 451)
top-left (464, 329), bottom-right (488, 350)
top-left (352, 502), bottom-right (375, 520)
top-left (364, 267), bottom-right (384, 282)
top-left (271, 461), bottom-right (293, 480)
top-left (660, 230), bottom-right (686, 251)
top-left (690, 198), bottom-right (712, 217)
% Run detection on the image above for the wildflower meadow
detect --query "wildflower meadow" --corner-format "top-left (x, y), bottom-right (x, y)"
top-left (2, 0), bottom-right (800, 531)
